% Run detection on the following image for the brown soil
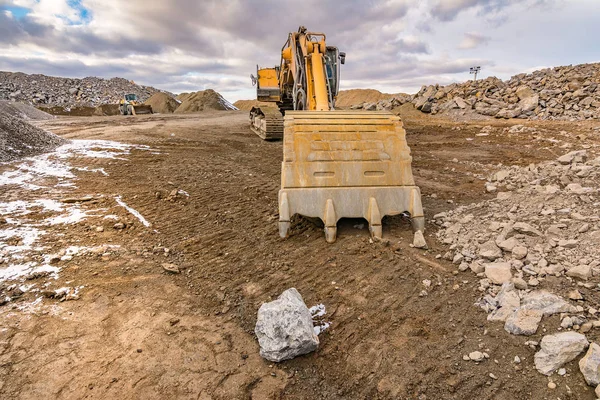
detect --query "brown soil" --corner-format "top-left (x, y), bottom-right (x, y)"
top-left (233, 100), bottom-right (278, 111)
top-left (93, 104), bottom-right (120, 116)
top-left (1, 111), bottom-right (600, 399)
top-left (336, 89), bottom-right (406, 107)
top-left (144, 92), bottom-right (179, 114)
top-left (38, 105), bottom-right (97, 116)
top-left (175, 90), bottom-right (236, 113)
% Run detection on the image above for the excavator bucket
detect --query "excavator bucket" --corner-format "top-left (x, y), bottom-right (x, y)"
top-left (278, 110), bottom-right (424, 243)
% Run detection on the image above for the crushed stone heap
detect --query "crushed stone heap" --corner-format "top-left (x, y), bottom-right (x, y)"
top-left (353, 62), bottom-right (600, 121)
top-left (0, 71), bottom-right (173, 108)
top-left (0, 111), bottom-right (65, 162)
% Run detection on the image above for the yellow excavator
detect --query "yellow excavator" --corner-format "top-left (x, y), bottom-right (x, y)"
top-left (119, 94), bottom-right (153, 116)
top-left (251, 26), bottom-right (424, 242)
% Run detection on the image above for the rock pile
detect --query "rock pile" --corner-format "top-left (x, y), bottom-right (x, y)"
top-left (0, 111), bottom-right (65, 162)
top-left (0, 100), bottom-right (54, 120)
top-left (434, 148), bottom-right (600, 386)
top-left (352, 62), bottom-right (600, 121)
top-left (0, 71), bottom-right (172, 108)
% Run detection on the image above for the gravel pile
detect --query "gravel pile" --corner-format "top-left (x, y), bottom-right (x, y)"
top-left (0, 71), bottom-right (174, 108)
top-left (0, 110), bottom-right (65, 162)
top-left (353, 62), bottom-right (600, 121)
top-left (0, 100), bottom-right (54, 120)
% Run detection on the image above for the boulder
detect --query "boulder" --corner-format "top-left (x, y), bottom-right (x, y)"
top-left (505, 309), bottom-right (543, 336)
top-left (534, 332), bottom-right (589, 375)
top-left (255, 288), bottom-right (319, 362)
top-left (520, 291), bottom-right (577, 316)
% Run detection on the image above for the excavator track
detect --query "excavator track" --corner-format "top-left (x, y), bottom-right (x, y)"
top-left (249, 107), bottom-right (284, 140)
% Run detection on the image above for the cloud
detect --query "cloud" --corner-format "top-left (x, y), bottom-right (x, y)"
top-left (393, 36), bottom-right (430, 54)
top-left (0, 0), bottom-right (593, 101)
top-left (458, 32), bottom-right (491, 49)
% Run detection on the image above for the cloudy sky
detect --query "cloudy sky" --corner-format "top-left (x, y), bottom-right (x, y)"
top-left (0, 0), bottom-right (598, 101)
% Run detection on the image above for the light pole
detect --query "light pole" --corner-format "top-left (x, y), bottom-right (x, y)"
top-left (470, 66), bottom-right (481, 81)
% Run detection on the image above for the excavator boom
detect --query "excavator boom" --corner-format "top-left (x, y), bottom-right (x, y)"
top-left (251, 26), bottom-right (424, 242)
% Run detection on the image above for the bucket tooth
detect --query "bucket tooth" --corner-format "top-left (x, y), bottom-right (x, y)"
top-left (279, 192), bottom-right (291, 238)
top-left (367, 197), bottom-right (382, 240)
top-left (323, 199), bottom-right (337, 243)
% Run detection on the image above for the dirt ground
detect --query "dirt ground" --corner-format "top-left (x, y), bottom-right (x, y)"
top-left (1, 109), bottom-right (600, 399)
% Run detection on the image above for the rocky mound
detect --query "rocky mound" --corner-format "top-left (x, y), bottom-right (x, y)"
top-left (233, 100), bottom-right (277, 111)
top-left (335, 89), bottom-right (403, 108)
top-left (355, 62), bottom-right (600, 121)
top-left (144, 92), bottom-right (179, 114)
top-left (174, 89), bottom-right (238, 113)
top-left (434, 146), bottom-right (600, 346)
top-left (0, 101), bottom-right (54, 120)
top-left (0, 112), bottom-right (65, 162)
top-left (0, 71), bottom-right (173, 108)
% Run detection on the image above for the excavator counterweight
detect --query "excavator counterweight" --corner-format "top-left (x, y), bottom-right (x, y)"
top-left (251, 26), bottom-right (424, 242)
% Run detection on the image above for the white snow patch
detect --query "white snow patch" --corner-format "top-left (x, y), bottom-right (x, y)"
top-left (115, 196), bottom-right (151, 227)
top-left (309, 303), bottom-right (327, 317)
top-left (310, 303), bottom-right (330, 335)
top-left (46, 207), bottom-right (89, 225)
top-left (0, 262), bottom-right (59, 282)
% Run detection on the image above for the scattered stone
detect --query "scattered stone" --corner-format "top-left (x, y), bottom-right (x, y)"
top-left (62, 196), bottom-right (94, 203)
top-left (479, 241), bottom-right (503, 260)
top-left (568, 290), bottom-right (583, 301)
top-left (566, 264), bottom-right (592, 280)
top-left (512, 222), bottom-right (542, 236)
top-left (113, 222), bottom-right (126, 230)
top-left (505, 309), bottom-right (543, 336)
top-left (485, 262), bottom-right (512, 284)
top-left (547, 382), bottom-right (557, 389)
top-left (255, 288), bottom-right (319, 362)
top-left (469, 351), bottom-right (485, 362)
top-left (161, 263), bottom-right (180, 274)
top-left (512, 277), bottom-right (528, 290)
top-left (512, 246), bottom-right (528, 260)
top-left (534, 332), bottom-right (589, 376)
top-left (579, 343), bottom-right (600, 386)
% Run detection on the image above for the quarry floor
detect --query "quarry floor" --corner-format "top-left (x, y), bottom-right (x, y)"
top-left (1, 109), bottom-right (600, 399)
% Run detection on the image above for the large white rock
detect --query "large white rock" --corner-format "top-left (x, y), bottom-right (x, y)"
top-left (255, 288), bottom-right (319, 362)
top-left (534, 332), bottom-right (589, 375)
top-left (484, 262), bottom-right (512, 284)
top-left (579, 343), bottom-right (600, 386)
top-left (520, 291), bottom-right (577, 316)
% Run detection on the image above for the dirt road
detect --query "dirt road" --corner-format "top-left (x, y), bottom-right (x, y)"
top-left (1, 110), bottom-right (599, 399)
